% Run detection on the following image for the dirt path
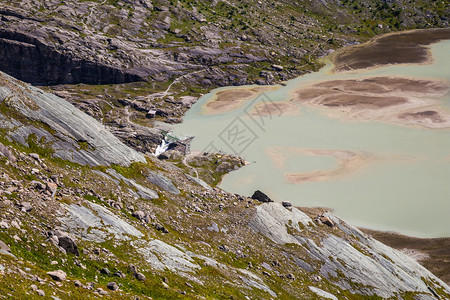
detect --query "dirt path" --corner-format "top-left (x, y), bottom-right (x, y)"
top-left (182, 151), bottom-right (200, 179)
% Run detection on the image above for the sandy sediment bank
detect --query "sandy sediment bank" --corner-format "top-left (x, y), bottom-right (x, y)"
top-left (291, 76), bottom-right (450, 128)
top-left (203, 85), bottom-right (280, 115)
top-left (332, 28), bottom-right (450, 72)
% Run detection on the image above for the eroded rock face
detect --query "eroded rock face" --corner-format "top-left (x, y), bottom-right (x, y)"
top-left (0, 71), bottom-right (145, 166)
top-left (58, 202), bottom-right (143, 243)
top-left (250, 203), bottom-right (450, 298)
top-left (0, 0), bottom-right (322, 87)
top-left (0, 19), bottom-right (254, 86)
top-left (0, 29), bottom-right (143, 85)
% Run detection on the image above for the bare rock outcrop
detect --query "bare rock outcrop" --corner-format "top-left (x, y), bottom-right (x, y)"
top-left (250, 203), bottom-right (450, 298)
top-left (0, 28), bottom-right (143, 85)
top-left (58, 202), bottom-right (144, 243)
top-left (0, 71), bottom-right (145, 166)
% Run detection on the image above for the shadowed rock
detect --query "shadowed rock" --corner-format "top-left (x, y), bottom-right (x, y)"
top-left (251, 190), bottom-right (273, 203)
top-left (0, 29), bottom-right (144, 85)
top-left (57, 235), bottom-right (79, 256)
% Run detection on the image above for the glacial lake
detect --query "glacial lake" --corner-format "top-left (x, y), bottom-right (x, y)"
top-left (172, 38), bottom-right (450, 238)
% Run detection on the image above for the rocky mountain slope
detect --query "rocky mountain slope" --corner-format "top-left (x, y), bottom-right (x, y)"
top-left (1, 71), bottom-right (450, 299)
top-left (0, 0), bottom-right (448, 86)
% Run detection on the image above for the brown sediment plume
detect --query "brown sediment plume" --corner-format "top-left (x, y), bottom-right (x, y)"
top-left (284, 149), bottom-right (371, 184)
top-left (314, 77), bottom-right (449, 96)
top-left (203, 85), bottom-right (280, 115)
top-left (332, 28), bottom-right (450, 72)
top-left (266, 147), bottom-right (379, 184)
top-left (292, 76), bottom-right (450, 128)
top-left (266, 146), bottom-right (415, 184)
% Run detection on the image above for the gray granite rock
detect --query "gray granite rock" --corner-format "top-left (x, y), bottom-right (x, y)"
top-left (58, 202), bottom-right (143, 243)
top-left (186, 174), bottom-right (212, 190)
top-left (132, 238), bottom-right (276, 297)
top-left (0, 240), bottom-right (10, 252)
top-left (147, 171), bottom-right (180, 195)
top-left (133, 239), bottom-right (201, 274)
top-left (47, 270), bottom-right (66, 281)
top-left (0, 142), bottom-right (16, 162)
top-left (107, 169), bottom-right (158, 199)
top-left (0, 72), bottom-right (145, 167)
top-left (250, 202), bottom-right (450, 298)
top-left (249, 203), bottom-right (312, 245)
top-left (308, 286), bottom-right (338, 300)
top-left (0, 249), bottom-right (16, 258)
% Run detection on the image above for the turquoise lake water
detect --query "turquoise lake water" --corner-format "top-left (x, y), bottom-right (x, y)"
top-left (172, 40), bottom-right (450, 238)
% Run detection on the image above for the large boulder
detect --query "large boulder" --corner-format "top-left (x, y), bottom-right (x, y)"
top-left (0, 240), bottom-right (10, 252)
top-left (58, 235), bottom-right (79, 256)
top-left (47, 270), bottom-right (66, 281)
top-left (251, 190), bottom-right (273, 203)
